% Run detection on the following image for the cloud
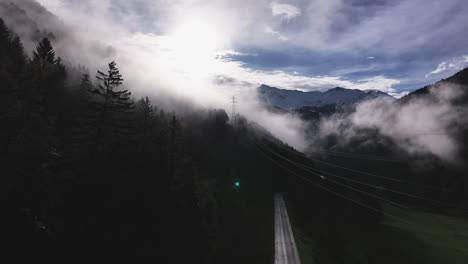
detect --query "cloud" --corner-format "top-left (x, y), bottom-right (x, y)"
top-left (270, 2), bottom-right (301, 19)
top-left (25, 0), bottom-right (311, 149)
top-left (22, 0), bottom-right (464, 152)
top-left (264, 25), bottom-right (288, 41)
top-left (425, 55), bottom-right (468, 78)
top-left (313, 84), bottom-right (468, 164)
top-left (389, 91), bottom-right (409, 99)
top-left (34, 0), bottom-right (468, 95)
top-left (426, 62), bottom-right (452, 77)
top-left (213, 57), bottom-right (401, 94)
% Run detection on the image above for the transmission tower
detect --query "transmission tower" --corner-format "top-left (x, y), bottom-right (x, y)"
top-left (231, 96), bottom-right (237, 121)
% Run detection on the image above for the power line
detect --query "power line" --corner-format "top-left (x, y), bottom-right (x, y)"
top-left (263, 137), bottom-right (446, 190)
top-left (392, 132), bottom-right (460, 136)
top-left (308, 147), bottom-right (397, 159)
top-left (267, 138), bottom-right (416, 184)
top-left (254, 138), bottom-right (468, 211)
top-left (298, 163), bottom-right (465, 209)
top-left (248, 137), bottom-right (412, 224)
top-left (250, 136), bottom-right (411, 209)
top-left (365, 130), bottom-right (461, 136)
top-left (231, 96), bottom-right (237, 121)
top-left (307, 148), bottom-right (404, 162)
top-left (250, 136), bottom-right (468, 240)
top-left (304, 152), bottom-right (449, 191)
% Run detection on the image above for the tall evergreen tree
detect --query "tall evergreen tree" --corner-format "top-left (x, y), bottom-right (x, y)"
top-left (80, 73), bottom-right (92, 90)
top-left (0, 18), bottom-right (11, 55)
top-left (87, 61), bottom-right (134, 157)
top-left (136, 96), bottom-right (155, 125)
top-left (27, 37), bottom-right (66, 119)
top-left (32, 37), bottom-right (55, 66)
top-left (76, 73), bottom-right (93, 106)
top-left (0, 18), bottom-right (25, 158)
top-left (67, 73), bottom-right (95, 159)
top-left (168, 114), bottom-right (181, 177)
top-left (92, 61), bottom-right (133, 112)
top-left (0, 18), bottom-right (25, 88)
top-left (9, 35), bottom-right (26, 76)
top-left (135, 96), bottom-right (156, 152)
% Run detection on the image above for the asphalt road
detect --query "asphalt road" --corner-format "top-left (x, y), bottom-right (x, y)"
top-left (274, 194), bottom-right (301, 264)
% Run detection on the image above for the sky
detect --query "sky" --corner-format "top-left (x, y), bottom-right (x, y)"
top-left (37, 0), bottom-right (468, 99)
top-left (2, 0), bottom-right (465, 160)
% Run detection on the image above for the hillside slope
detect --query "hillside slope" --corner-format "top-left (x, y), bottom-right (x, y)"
top-left (398, 68), bottom-right (468, 104)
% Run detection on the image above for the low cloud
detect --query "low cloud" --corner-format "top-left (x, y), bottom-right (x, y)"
top-left (426, 55), bottom-right (468, 78)
top-left (264, 25), bottom-right (288, 41)
top-left (270, 2), bottom-right (301, 20)
top-left (312, 83), bottom-right (468, 164)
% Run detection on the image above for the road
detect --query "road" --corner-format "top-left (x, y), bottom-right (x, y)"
top-left (274, 194), bottom-right (301, 264)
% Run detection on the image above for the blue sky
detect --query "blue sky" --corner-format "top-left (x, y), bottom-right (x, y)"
top-left (41, 0), bottom-right (468, 97)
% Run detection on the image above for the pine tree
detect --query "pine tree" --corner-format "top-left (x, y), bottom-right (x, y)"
top-left (0, 17), bottom-right (8, 34)
top-left (136, 97), bottom-right (154, 131)
top-left (77, 73), bottom-right (93, 105)
top-left (0, 18), bottom-right (25, 86)
top-left (68, 73), bottom-right (95, 159)
top-left (32, 38), bottom-right (56, 66)
top-left (92, 61), bottom-right (133, 112)
top-left (87, 61), bottom-right (134, 157)
top-left (137, 97), bottom-right (154, 122)
top-left (169, 115), bottom-right (180, 144)
top-left (135, 96), bottom-right (158, 153)
top-left (0, 18), bottom-right (26, 159)
top-left (80, 73), bottom-right (93, 92)
top-left (168, 114), bottom-right (181, 177)
top-left (9, 36), bottom-right (26, 76)
top-left (0, 18), bottom-right (11, 56)
top-left (26, 37), bottom-right (66, 119)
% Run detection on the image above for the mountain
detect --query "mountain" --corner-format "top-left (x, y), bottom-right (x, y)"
top-left (398, 67), bottom-right (468, 104)
top-left (258, 84), bottom-right (394, 110)
top-left (257, 84), bottom-right (394, 121)
top-left (0, 0), bottom-right (65, 51)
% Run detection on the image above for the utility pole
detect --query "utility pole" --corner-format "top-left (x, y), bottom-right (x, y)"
top-left (231, 96), bottom-right (237, 122)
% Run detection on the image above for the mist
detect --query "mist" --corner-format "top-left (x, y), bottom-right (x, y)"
top-left (3, 0), bottom-right (467, 154)
top-left (311, 83), bottom-right (468, 164)
top-left (0, 0), bottom-right (315, 149)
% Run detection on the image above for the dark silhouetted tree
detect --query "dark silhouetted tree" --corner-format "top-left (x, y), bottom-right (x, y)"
top-left (87, 61), bottom-right (134, 158)
top-left (0, 18), bottom-right (26, 158)
top-left (26, 37), bottom-right (66, 120)
top-left (32, 37), bottom-right (55, 66)
top-left (135, 96), bottom-right (156, 152)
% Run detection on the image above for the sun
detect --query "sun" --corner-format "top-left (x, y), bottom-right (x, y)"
top-left (156, 17), bottom-right (229, 83)
top-left (170, 19), bottom-right (221, 56)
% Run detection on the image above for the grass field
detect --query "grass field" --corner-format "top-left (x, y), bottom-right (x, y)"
top-left (289, 201), bottom-right (468, 264)
top-left (381, 205), bottom-right (468, 264)
top-left (291, 224), bottom-right (318, 264)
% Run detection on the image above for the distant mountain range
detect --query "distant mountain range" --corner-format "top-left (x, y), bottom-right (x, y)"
top-left (257, 84), bottom-right (394, 110)
top-left (258, 68), bottom-right (468, 121)
top-left (257, 84), bottom-right (394, 120)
